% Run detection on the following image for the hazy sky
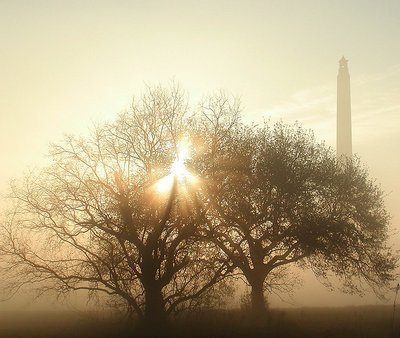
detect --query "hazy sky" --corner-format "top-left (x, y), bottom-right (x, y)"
top-left (1, 0), bottom-right (400, 309)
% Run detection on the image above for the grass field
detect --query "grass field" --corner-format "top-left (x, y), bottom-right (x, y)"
top-left (0, 305), bottom-right (399, 338)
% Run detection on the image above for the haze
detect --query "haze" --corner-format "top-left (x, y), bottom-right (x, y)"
top-left (1, 0), bottom-right (400, 310)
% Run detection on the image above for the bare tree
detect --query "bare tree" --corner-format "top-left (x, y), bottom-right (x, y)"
top-left (0, 85), bottom-right (231, 327)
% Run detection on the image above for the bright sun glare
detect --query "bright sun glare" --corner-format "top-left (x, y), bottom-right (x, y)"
top-left (170, 138), bottom-right (190, 178)
top-left (170, 158), bottom-right (188, 179)
top-left (155, 137), bottom-right (196, 194)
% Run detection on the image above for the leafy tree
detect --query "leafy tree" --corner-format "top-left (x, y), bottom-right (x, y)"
top-left (195, 120), bottom-right (396, 315)
top-left (0, 85), bottom-right (231, 327)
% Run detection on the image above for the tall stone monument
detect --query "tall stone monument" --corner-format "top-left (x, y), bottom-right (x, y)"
top-left (337, 56), bottom-right (352, 159)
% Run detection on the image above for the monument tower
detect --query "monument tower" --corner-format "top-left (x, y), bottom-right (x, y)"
top-left (336, 56), bottom-right (352, 159)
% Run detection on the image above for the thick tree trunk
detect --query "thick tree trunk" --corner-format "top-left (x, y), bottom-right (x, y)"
top-left (142, 284), bottom-right (168, 338)
top-left (144, 285), bottom-right (166, 326)
top-left (250, 278), bottom-right (267, 317)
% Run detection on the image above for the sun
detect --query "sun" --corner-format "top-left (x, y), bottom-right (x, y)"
top-left (170, 157), bottom-right (188, 179)
top-left (170, 138), bottom-right (191, 178)
top-left (154, 137), bottom-right (196, 194)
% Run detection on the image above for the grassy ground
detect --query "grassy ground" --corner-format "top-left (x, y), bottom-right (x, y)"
top-left (0, 305), bottom-right (398, 338)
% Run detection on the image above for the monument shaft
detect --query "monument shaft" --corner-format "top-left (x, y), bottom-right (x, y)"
top-left (337, 56), bottom-right (352, 159)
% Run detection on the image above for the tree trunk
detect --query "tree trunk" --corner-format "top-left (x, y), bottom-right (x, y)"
top-left (144, 284), bottom-right (167, 331)
top-left (136, 284), bottom-right (168, 337)
top-left (250, 278), bottom-right (267, 317)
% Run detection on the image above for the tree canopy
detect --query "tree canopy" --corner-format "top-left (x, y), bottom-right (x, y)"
top-left (193, 120), bottom-right (395, 313)
top-left (0, 85), bottom-right (396, 326)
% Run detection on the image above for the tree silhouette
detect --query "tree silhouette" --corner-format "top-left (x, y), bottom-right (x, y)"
top-left (0, 85), bottom-right (232, 328)
top-left (0, 84), bottom-right (396, 327)
top-left (196, 120), bottom-right (396, 315)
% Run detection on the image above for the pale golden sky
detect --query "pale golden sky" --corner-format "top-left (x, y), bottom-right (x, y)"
top-left (1, 0), bottom-right (400, 308)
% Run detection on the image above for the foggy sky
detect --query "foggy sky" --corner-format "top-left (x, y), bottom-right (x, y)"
top-left (1, 0), bottom-right (400, 309)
